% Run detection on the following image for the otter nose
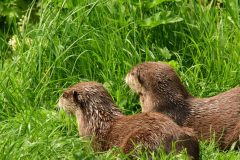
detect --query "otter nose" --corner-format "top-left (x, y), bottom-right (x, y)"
top-left (55, 107), bottom-right (60, 112)
top-left (55, 103), bottom-right (61, 112)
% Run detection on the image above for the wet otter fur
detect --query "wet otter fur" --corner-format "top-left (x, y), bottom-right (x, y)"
top-left (58, 82), bottom-right (199, 159)
top-left (125, 61), bottom-right (240, 149)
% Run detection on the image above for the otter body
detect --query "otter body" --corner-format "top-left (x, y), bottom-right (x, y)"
top-left (58, 82), bottom-right (199, 159)
top-left (125, 62), bottom-right (240, 149)
top-left (108, 113), bottom-right (199, 157)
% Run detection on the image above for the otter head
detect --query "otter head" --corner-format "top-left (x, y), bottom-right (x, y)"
top-left (125, 62), bottom-right (190, 116)
top-left (58, 82), bottom-right (122, 136)
top-left (58, 89), bottom-right (79, 115)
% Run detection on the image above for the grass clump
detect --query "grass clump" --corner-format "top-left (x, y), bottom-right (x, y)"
top-left (0, 0), bottom-right (239, 159)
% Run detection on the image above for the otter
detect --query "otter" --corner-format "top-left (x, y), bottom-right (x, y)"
top-left (125, 61), bottom-right (240, 149)
top-left (58, 82), bottom-right (199, 159)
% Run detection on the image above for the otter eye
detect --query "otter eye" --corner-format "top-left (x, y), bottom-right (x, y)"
top-left (137, 70), bottom-right (144, 84)
top-left (72, 90), bottom-right (85, 108)
top-left (72, 90), bottom-right (79, 103)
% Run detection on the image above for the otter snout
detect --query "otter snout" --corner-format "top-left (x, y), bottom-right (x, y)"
top-left (57, 95), bottom-right (77, 115)
top-left (125, 71), bottom-right (143, 95)
top-left (124, 72), bottom-right (132, 86)
top-left (57, 96), bottom-right (65, 110)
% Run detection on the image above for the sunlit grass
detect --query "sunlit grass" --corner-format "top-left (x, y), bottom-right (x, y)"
top-left (0, 0), bottom-right (239, 159)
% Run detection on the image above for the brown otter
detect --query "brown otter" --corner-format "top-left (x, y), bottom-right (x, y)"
top-left (125, 61), bottom-right (240, 150)
top-left (58, 82), bottom-right (199, 159)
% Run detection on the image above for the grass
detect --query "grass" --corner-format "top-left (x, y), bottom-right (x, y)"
top-left (0, 0), bottom-right (239, 159)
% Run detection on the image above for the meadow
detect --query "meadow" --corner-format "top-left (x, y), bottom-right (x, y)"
top-left (0, 0), bottom-right (239, 159)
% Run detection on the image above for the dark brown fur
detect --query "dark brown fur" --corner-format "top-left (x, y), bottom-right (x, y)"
top-left (125, 61), bottom-right (240, 149)
top-left (58, 82), bottom-right (199, 159)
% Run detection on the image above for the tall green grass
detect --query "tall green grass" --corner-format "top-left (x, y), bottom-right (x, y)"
top-left (0, 0), bottom-right (239, 159)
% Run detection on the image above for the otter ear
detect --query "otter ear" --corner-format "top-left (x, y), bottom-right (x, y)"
top-left (62, 92), bottom-right (68, 98)
top-left (72, 90), bottom-right (79, 103)
top-left (137, 69), bottom-right (144, 84)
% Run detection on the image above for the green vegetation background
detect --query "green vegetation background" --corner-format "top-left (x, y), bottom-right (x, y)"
top-left (0, 0), bottom-right (239, 159)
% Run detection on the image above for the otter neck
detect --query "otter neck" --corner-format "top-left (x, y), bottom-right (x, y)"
top-left (157, 101), bottom-right (190, 126)
top-left (76, 101), bottom-right (123, 137)
top-left (156, 88), bottom-right (192, 126)
top-left (152, 75), bottom-right (193, 125)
